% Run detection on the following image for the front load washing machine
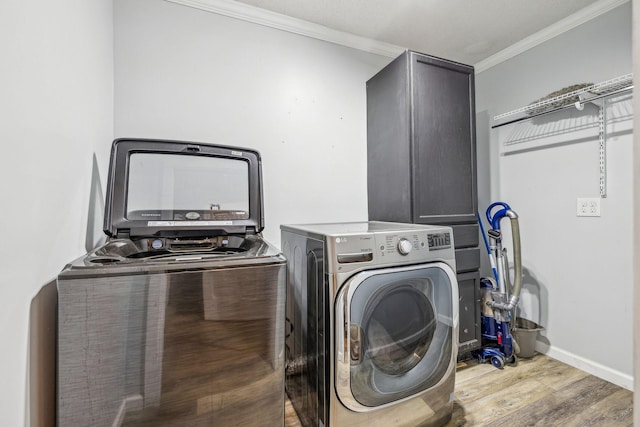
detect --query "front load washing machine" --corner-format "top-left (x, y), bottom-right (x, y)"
top-left (281, 222), bottom-right (458, 427)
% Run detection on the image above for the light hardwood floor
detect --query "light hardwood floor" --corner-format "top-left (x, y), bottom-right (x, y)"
top-left (285, 354), bottom-right (633, 426)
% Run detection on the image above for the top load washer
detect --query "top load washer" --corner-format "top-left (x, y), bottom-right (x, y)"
top-left (281, 221), bottom-right (459, 427)
top-left (57, 139), bottom-right (286, 426)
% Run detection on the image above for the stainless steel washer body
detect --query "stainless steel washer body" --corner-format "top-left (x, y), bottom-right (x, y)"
top-left (281, 222), bottom-right (459, 427)
top-left (57, 139), bottom-right (286, 426)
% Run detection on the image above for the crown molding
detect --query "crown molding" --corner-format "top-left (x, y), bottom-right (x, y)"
top-left (165, 0), bottom-right (629, 71)
top-left (164, 0), bottom-right (405, 58)
top-left (475, 0), bottom-right (630, 73)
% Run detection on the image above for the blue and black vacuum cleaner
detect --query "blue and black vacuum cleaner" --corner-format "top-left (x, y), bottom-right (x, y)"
top-left (474, 201), bottom-right (522, 369)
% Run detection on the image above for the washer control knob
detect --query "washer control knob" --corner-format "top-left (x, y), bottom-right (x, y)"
top-left (397, 238), bottom-right (413, 255)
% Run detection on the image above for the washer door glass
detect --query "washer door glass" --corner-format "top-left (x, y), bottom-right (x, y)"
top-left (335, 263), bottom-right (456, 409)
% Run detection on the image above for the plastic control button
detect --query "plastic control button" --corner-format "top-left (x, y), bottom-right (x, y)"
top-left (397, 238), bottom-right (412, 255)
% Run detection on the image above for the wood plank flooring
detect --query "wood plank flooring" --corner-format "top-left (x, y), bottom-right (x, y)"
top-left (285, 354), bottom-right (633, 426)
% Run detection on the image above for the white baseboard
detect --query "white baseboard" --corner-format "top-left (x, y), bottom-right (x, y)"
top-left (539, 344), bottom-right (633, 391)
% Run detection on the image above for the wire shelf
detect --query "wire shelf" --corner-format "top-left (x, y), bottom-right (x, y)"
top-left (494, 73), bottom-right (634, 198)
top-left (493, 73), bottom-right (633, 124)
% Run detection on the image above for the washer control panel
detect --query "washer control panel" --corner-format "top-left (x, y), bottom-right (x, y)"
top-left (326, 224), bottom-right (455, 272)
top-left (377, 232), bottom-right (428, 258)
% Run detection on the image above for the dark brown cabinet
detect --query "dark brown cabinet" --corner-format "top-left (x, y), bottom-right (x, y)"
top-left (367, 50), bottom-right (481, 354)
top-left (456, 271), bottom-right (481, 354)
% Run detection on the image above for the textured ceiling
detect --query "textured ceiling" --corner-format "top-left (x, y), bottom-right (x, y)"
top-left (232, 0), bottom-right (604, 65)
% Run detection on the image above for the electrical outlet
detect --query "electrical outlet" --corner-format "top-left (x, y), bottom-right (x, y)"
top-left (577, 197), bottom-right (601, 217)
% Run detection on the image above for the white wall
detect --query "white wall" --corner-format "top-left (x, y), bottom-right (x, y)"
top-left (114, 0), bottom-right (392, 248)
top-left (632, 0), bottom-right (639, 421)
top-left (476, 3), bottom-right (633, 388)
top-left (0, 0), bottom-right (114, 425)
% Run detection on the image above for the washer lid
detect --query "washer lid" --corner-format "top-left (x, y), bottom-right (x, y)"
top-left (104, 138), bottom-right (264, 238)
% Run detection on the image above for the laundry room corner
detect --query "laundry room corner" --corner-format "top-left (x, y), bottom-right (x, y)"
top-left (475, 2), bottom-right (633, 389)
top-left (2, 0), bottom-right (637, 425)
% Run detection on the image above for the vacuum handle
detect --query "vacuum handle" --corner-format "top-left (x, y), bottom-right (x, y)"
top-left (486, 201), bottom-right (512, 231)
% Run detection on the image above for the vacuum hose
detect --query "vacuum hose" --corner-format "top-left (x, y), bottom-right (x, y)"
top-left (488, 210), bottom-right (522, 311)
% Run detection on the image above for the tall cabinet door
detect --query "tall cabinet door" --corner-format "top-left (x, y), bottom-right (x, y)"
top-left (411, 53), bottom-right (477, 225)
